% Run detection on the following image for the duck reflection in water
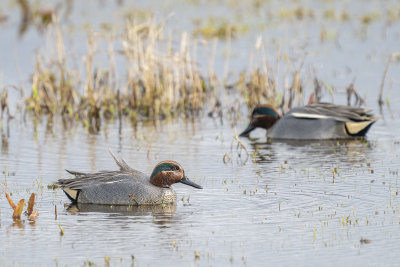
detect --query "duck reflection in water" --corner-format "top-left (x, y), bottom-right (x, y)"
top-left (66, 202), bottom-right (177, 217)
top-left (249, 138), bottom-right (374, 165)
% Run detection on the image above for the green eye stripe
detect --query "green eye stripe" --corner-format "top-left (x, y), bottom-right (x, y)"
top-left (150, 162), bottom-right (181, 178)
top-left (253, 107), bottom-right (279, 118)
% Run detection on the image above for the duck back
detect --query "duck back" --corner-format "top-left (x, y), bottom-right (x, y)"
top-left (268, 104), bottom-right (377, 140)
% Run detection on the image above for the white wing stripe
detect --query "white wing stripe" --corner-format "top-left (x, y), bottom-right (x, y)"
top-left (290, 112), bottom-right (330, 119)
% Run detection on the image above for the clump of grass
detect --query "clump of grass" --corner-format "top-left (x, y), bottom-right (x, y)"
top-left (236, 37), bottom-right (371, 114)
top-left (193, 17), bottom-right (248, 39)
top-left (25, 15), bottom-right (211, 131)
top-left (237, 39), bottom-right (310, 113)
top-left (278, 7), bottom-right (315, 21)
top-left (237, 38), bottom-right (280, 109)
top-left (323, 9), bottom-right (336, 20)
top-left (360, 12), bottom-right (381, 25)
top-left (238, 67), bottom-right (278, 108)
top-left (387, 9), bottom-right (400, 22)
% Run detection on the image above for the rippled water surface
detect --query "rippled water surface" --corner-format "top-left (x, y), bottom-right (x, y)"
top-left (1, 0), bottom-right (400, 266)
top-left (1, 111), bottom-right (400, 266)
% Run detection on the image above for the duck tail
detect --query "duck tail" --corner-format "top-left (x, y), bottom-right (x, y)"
top-left (65, 169), bottom-right (87, 176)
top-left (345, 118), bottom-right (378, 137)
top-left (62, 188), bottom-right (80, 203)
top-left (108, 148), bottom-right (134, 172)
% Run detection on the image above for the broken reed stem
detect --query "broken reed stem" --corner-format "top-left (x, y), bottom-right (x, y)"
top-left (27, 193), bottom-right (35, 216)
top-left (5, 183), bottom-right (16, 210)
top-left (378, 53), bottom-right (398, 105)
top-left (223, 26), bottom-right (231, 85)
top-left (273, 44), bottom-right (280, 97)
top-left (58, 223), bottom-right (64, 236)
top-left (231, 127), bottom-right (249, 165)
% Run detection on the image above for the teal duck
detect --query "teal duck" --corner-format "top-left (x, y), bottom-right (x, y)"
top-left (57, 151), bottom-right (202, 205)
top-left (239, 103), bottom-right (378, 140)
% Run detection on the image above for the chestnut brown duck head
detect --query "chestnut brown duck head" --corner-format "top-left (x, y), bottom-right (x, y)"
top-left (150, 160), bottom-right (202, 189)
top-left (239, 104), bottom-right (281, 137)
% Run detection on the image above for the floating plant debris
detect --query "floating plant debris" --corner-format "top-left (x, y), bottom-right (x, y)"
top-left (194, 250), bottom-right (200, 260)
top-left (27, 193), bottom-right (35, 215)
top-left (5, 183), bottom-right (38, 220)
top-left (12, 199), bottom-right (25, 220)
top-left (27, 193), bottom-right (39, 220)
top-left (5, 183), bottom-right (16, 210)
top-left (360, 238), bottom-right (371, 244)
top-left (58, 223), bottom-right (64, 236)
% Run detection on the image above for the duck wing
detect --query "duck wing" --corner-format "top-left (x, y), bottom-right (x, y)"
top-left (57, 151), bottom-right (148, 202)
top-left (57, 170), bottom-right (145, 190)
top-left (290, 103), bottom-right (377, 122)
top-left (58, 150), bottom-right (145, 189)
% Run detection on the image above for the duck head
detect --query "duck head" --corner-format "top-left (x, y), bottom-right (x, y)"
top-left (150, 161), bottom-right (203, 189)
top-left (239, 104), bottom-right (281, 137)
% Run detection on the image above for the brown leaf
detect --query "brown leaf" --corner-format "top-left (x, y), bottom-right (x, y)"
top-left (27, 193), bottom-right (35, 216)
top-left (5, 183), bottom-right (16, 210)
top-left (12, 199), bottom-right (25, 220)
top-left (29, 210), bottom-right (38, 221)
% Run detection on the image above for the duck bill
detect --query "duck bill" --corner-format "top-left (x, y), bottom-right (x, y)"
top-left (239, 124), bottom-right (256, 137)
top-left (180, 175), bottom-right (203, 189)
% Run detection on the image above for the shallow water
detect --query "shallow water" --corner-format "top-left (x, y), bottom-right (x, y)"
top-left (1, 0), bottom-right (400, 266)
top-left (1, 109), bottom-right (400, 266)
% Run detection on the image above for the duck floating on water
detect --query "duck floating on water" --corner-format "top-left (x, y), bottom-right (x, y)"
top-left (57, 151), bottom-right (202, 205)
top-left (239, 103), bottom-right (378, 140)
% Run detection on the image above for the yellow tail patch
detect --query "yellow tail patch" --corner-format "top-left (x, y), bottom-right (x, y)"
top-left (345, 121), bottom-right (374, 135)
top-left (64, 188), bottom-right (78, 201)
